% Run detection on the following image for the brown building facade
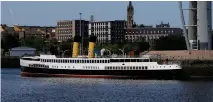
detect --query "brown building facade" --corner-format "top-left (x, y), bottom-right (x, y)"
top-left (14, 25), bottom-right (56, 39)
top-left (127, 1), bottom-right (134, 29)
top-left (56, 20), bottom-right (89, 42)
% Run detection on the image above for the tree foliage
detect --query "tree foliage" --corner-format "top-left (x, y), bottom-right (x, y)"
top-left (154, 35), bottom-right (187, 50)
top-left (1, 32), bottom-right (19, 52)
top-left (20, 36), bottom-right (46, 51)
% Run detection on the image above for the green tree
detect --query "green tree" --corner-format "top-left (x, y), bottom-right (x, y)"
top-left (20, 36), bottom-right (46, 51)
top-left (154, 35), bottom-right (187, 50)
top-left (2, 32), bottom-right (19, 52)
top-left (123, 43), bottom-right (132, 53)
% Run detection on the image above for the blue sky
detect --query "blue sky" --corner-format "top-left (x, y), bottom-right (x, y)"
top-left (1, 1), bottom-right (207, 27)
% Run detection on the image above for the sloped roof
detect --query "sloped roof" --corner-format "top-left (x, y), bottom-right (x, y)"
top-left (11, 46), bottom-right (36, 51)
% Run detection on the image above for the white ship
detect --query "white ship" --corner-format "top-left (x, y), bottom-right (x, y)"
top-left (20, 36), bottom-right (182, 79)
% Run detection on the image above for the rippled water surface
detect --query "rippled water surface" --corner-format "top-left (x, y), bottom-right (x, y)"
top-left (1, 68), bottom-right (213, 102)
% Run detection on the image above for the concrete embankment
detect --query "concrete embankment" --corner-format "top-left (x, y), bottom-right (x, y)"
top-left (148, 50), bottom-right (213, 79)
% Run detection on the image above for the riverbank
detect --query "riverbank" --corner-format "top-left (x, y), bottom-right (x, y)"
top-left (1, 56), bottom-right (20, 68)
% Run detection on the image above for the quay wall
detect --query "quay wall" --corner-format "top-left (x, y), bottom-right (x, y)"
top-left (1, 56), bottom-right (20, 68)
top-left (147, 50), bottom-right (213, 78)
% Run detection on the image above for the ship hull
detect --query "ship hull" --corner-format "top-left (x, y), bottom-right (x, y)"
top-left (21, 66), bottom-right (184, 79)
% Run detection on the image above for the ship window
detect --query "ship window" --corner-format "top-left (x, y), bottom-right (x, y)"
top-left (97, 60), bottom-right (100, 63)
top-left (133, 66), bottom-right (135, 70)
top-left (77, 60), bottom-right (79, 63)
top-left (130, 66), bottom-right (132, 70)
top-left (142, 66), bottom-right (144, 69)
top-left (144, 59), bottom-right (149, 62)
top-left (136, 59), bottom-right (140, 62)
top-left (120, 59), bottom-right (124, 62)
top-left (139, 66), bottom-right (141, 70)
top-left (125, 59), bottom-right (130, 62)
top-left (136, 66), bottom-right (138, 70)
top-left (87, 60), bottom-right (89, 63)
top-left (131, 59), bottom-right (136, 62)
top-left (145, 66), bottom-right (148, 69)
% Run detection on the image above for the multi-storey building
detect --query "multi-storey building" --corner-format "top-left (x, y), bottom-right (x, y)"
top-left (88, 20), bottom-right (126, 44)
top-left (125, 27), bottom-right (183, 42)
top-left (56, 20), bottom-right (89, 42)
top-left (13, 25), bottom-right (56, 39)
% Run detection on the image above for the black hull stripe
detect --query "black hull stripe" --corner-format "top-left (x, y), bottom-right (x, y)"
top-left (21, 66), bottom-right (184, 79)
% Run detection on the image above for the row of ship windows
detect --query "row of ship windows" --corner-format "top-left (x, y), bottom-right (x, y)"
top-left (42, 59), bottom-right (110, 63)
top-left (105, 66), bottom-right (148, 70)
top-left (41, 59), bottom-right (152, 63)
top-left (83, 66), bottom-right (99, 69)
top-left (29, 64), bottom-right (49, 68)
top-left (51, 66), bottom-right (100, 69)
top-left (52, 66), bottom-right (75, 69)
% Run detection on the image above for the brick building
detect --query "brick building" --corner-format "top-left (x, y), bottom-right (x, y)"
top-left (13, 25), bottom-right (56, 39)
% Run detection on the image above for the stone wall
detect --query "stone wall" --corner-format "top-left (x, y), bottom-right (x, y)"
top-left (147, 50), bottom-right (213, 60)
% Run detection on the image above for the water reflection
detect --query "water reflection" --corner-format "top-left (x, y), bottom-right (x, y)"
top-left (1, 68), bottom-right (213, 102)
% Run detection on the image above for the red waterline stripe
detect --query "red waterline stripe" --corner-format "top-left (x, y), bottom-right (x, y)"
top-left (21, 72), bottom-right (131, 79)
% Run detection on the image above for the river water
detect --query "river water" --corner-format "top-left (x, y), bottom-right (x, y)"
top-left (1, 68), bottom-right (213, 102)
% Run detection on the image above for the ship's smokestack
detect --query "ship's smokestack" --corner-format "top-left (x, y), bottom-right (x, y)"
top-left (88, 36), bottom-right (97, 58)
top-left (72, 36), bottom-right (81, 58)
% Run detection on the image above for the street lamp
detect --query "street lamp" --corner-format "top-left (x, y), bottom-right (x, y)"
top-left (62, 49), bottom-right (69, 57)
top-left (105, 49), bottom-right (111, 57)
top-left (119, 48), bottom-right (125, 58)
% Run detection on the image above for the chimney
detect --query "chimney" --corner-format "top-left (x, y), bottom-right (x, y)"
top-left (72, 36), bottom-right (81, 58)
top-left (90, 15), bottom-right (94, 22)
top-left (88, 36), bottom-right (97, 58)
